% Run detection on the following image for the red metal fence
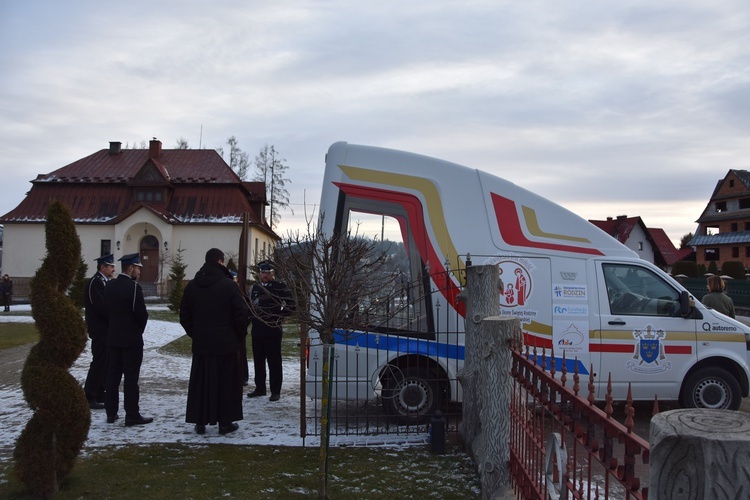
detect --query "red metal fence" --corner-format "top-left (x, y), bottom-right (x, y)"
top-left (509, 343), bottom-right (651, 499)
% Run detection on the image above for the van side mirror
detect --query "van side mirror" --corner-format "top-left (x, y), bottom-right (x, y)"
top-left (677, 290), bottom-right (691, 317)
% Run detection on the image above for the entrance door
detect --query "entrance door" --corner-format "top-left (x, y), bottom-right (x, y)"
top-left (140, 235), bottom-right (160, 282)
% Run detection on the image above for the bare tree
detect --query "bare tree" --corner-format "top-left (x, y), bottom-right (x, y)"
top-left (253, 144), bottom-right (291, 230)
top-left (272, 215), bottom-right (400, 499)
top-left (175, 137), bottom-right (190, 149)
top-left (218, 136), bottom-right (251, 180)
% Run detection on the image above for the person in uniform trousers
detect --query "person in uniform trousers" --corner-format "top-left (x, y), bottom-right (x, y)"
top-left (83, 253), bottom-right (116, 409)
top-left (247, 260), bottom-right (294, 402)
top-left (180, 248), bottom-right (250, 435)
top-left (104, 253), bottom-right (152, 426)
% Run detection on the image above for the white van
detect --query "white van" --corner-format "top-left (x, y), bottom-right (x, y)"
top-left (305, 142), bottom-right (750, 421)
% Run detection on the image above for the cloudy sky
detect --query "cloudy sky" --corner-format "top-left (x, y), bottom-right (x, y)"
top-left (2, 1), bottom-right (749, 246)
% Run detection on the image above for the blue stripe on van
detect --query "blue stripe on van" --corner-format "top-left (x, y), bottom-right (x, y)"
top-left (333, 330), bottom-right (465, 361)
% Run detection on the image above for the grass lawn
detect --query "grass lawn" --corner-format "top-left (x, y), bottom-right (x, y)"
top-left (0, 323), bottom-right (38, 350)
top-left (0, 441), bottom-right (479, 498)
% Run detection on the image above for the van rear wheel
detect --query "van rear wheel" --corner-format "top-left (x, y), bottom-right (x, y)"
top-left (382, 368), bottom-right (438, 424)
top-left (680, 367), bottom-right (741, 410)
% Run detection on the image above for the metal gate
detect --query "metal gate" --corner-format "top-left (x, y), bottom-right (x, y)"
top-left (509, 344), bottom-right (651, 499)
top-left (300, 267), bottom-right (465, 442)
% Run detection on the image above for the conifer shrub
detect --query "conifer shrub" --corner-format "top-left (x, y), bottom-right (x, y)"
top-left (721, 261), bottom-right (746, 280)
top-left (707, 260), bottom-right (719, 275)
top-left (671, 260), bottom-right (698, 278)
top-left (14, 200), bottom-right (90, 497)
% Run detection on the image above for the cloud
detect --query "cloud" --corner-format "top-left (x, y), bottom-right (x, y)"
top-left (2, 0), bottom-right (750, 246)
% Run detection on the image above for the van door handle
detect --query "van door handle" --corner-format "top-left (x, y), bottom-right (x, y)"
top-left (608, 320), bottom-right (626, 325)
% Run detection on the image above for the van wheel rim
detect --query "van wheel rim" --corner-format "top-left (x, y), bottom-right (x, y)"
top-left (695, 378), bottom-right (728, 409)
top-left (396, 380), bottom-right (430, 413)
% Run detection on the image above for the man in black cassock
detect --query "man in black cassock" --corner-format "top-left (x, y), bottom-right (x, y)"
top-left (180, 248), bottom-right (250, 435)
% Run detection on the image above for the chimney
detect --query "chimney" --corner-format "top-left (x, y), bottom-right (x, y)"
top-left (616, 214), bottom-right (628, 220)
top-left (149, 138), bottom-right (162, 159)
top-left (109, 141), bottom-right (122, 155)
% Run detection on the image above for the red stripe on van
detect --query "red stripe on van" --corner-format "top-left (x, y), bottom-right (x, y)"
top-left (592, 344), bottom-right (692, 354)
top-left (491, 193), bottom-right (604, 255)
top-left (336, 182), bottom-right (466, 317)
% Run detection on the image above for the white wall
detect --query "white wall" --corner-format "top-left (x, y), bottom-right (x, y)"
top-left (624, 225), bottom-right (655, 264)
top-left (3, 212), bottom-right (277, 283)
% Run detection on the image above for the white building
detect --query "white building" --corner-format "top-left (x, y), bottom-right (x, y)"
top-left (0, 139), bottom-right (278, 298)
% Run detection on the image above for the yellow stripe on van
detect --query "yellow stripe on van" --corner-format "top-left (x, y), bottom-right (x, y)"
top-left (522, 206), bottom-right (591, 243)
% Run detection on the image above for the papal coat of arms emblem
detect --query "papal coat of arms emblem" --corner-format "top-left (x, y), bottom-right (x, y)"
top-left (626, 324), bottom-right (671, 374)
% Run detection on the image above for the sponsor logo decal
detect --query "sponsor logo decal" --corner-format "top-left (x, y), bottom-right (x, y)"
top-left (553, 284), bottom-right (587, 300)
top-left (702, 322), bottom-right (739, 332)
top-left (626, 324), bottom-right (671, 374)
top-left (553, 304), bottom-right (588, 316)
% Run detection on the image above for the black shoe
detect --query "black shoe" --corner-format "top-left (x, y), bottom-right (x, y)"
top-left (195, 424), bottom-right (206, 435)
top-left (89, 401), bottom-right (106, 410)
top-left (219, 423), bottom-right (239, 435)
top-left (106, 414), bottom-right (119, 424)
top-left (125, 415), bottom-right (154, 426)
top-left (247, 390), bottom-right (267, 398)
top-left (269, 393), bottom-right (280, 402)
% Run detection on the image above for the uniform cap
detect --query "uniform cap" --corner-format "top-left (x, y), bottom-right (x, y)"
top-left (95, 253), bottom-right (115, 265)
top-left (258, 261), bottom-right (274, 272)
top-left (119, 253), bottom-right (143, 267)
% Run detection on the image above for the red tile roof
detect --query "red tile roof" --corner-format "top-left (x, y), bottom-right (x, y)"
top-left (0, 141), bottom-right (269, 228)
top-left (589, 216), bottom-right (641, 243)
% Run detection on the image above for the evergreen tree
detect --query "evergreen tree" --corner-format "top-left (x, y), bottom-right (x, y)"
top-left (168, 246), bottom-right (188, 312)
top-left (253, 144), bottom-right (291, 230)
top-left (707, 260), bottom-right (719, 275)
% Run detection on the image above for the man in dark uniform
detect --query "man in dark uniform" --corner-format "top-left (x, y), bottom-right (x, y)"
top-left (104, 253), bottom-right (152, 426)
top-left (83, 253), bottom-right (116, 409)
top-left (180, 248), bottom-right (250, 435)
top-left (247, 260), bottom-right (294, 402)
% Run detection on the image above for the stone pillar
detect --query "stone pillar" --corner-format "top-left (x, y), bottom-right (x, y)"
top-left (650, 409), bottom-right (750, 499)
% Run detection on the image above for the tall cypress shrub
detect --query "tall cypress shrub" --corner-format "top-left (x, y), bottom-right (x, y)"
top-left (14, 200), bottom-right (90, 497)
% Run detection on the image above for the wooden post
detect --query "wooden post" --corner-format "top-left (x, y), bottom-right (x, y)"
top-left (458, 264), bottom-right (500, 449)
top-left (476, 316), bottom-right (517, 499)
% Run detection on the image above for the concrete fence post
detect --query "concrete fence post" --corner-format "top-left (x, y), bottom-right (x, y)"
top-left (650, 409), bottom-right (750, 499)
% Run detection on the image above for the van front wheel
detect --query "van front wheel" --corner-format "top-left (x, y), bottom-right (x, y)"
top-left (382, 368), bottom-right (438, 424)
top-left (680, 368), bottom-right (741, 410)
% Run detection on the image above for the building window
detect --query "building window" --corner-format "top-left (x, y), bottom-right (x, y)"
top-left (638, 242), bottom-right (643, 251)
top-left (740, 198), bottom-right (750, 209)
top-left (716, 201), bottom-right (727, 212)
top-left (733, 247), bottom-right (740, 258)
top-left (732, 223), bottom-right (738, 232)
top-left (254, 238), bottom-right (258, 262)
top-left (730, 179), bottom-right (735, 188)
top-left (745, 247), bottom-right (750, 258)
top-left (705, 248), bottom-right (720, 261)
top-left (101, 240), bottom-right (112, 256)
